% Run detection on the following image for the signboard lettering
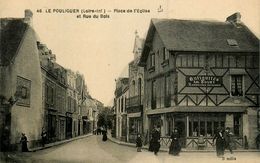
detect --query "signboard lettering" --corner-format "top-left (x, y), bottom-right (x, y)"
top-left (186, 75), bottom-right (222, 87)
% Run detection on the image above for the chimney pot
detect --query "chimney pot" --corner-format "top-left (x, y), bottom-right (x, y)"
top-left (226, 12), bottom-right (241, 24)
top-left (24, 9), bottom-right (33, 26)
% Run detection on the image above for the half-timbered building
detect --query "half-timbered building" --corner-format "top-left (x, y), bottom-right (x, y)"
top-left (139, 13), bottom-right (259, 149)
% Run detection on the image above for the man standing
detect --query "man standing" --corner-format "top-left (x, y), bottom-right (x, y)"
top-left (151, 125), bottom-right (161, 155)
top-left (223, 127), bottom-right (233, 154)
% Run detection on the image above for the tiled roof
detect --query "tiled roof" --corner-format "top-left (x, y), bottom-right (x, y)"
top-left (0, 19), bottom-right (28, 66)
top-left (140, 18), bottom-right (259, 64)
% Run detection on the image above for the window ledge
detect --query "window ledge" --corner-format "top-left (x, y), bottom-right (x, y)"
top-left (148, 66), bottom-right (155, 73)
top-left (161, 59), bottom-right (169, 67)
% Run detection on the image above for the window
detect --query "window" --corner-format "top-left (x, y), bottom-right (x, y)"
top-left (46, 85), bottom-right (54, 105)
top-left (215, 55), bottom-right (223, 67)
top-left (188, 114), bottom-right (225, 137)
top-left (163, 48), bottom-right (169, 61)
top-left (150, 53), bottom-right (155, 67)
top-left (121, 97), bottom-right (124, 113)
top-left (164, 75), bottom-right (171, 107)
top-left (132, 80), bottom-right (136, 96)
top-left (151, 80), bottom-right (156, 109)
top-left (231, 75), bottom-right (243, 96)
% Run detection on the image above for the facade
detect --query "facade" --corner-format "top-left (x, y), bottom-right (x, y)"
top-left (115, 78), bottom-right (129, 141)
top-left (66, 69), bottom-right (78, 138)
top-left (126, 32), bottom-right (145, 143)
top-left (0, 10), bottom-right (44, 150)
top-left (40, 44), bottom-right (67, 142)
top-left (139, 13), bottom-right (260, 149)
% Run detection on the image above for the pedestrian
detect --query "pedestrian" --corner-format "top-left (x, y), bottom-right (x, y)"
top-left (1, 126), bottom-right (10, 152)
top-left (102, 128), bottom-right (107, 141)
top-left (255, 132), bottom-right (260, 149)
top-left (136, 133), bottom-right (142, 152)
top-left (169, 128), bottom-right (181, 156)
top-left (223, 127), bottom-right (233, 154)
top-left (213, 127), bottom-right (225, 157)
top-left (41, 127), bottom-right (47, 147)
top-left (151, 125), bottom-right (161, 155)
top-left (20, 133), bottom-right (29, 152)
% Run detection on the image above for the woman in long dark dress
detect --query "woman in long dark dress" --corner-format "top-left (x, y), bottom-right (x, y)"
top-left (152, 126), bottom-right (161, 155)
top-left (169, 128), bottom-right (181, 156)
top-left (20, 133), bottom-right (29, 152)
top-left (213, 128), bottom-right (225, 157)
top-left (102, 129), bottom-right (107, 141)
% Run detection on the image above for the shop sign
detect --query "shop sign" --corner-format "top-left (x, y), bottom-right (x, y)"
top-left (186, 75), bottom-right (222, 87)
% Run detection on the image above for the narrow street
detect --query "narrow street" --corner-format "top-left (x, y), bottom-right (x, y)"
top-left (1, 135), bottom-right (260, 163)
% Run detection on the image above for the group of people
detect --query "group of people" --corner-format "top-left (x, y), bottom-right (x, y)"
top-left (136, 125), bottom-right (182, 156)
top-left (213, 127), bottom-right (235, 157)
top-left (136, 126), bottom-right (244, 157)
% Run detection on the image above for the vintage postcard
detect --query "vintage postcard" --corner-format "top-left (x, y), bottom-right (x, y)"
top-left (0, 0), bottom-right (259, 162)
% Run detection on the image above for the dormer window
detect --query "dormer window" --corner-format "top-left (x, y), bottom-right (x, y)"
top-left (227, 39), bottom-right (238, 47)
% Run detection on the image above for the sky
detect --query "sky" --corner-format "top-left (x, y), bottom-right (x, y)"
top-left (0, 0), bottom-right (259, 106)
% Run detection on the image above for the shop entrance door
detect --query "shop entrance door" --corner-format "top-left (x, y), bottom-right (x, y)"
top-left (175, 117), bottom-right (186, 148)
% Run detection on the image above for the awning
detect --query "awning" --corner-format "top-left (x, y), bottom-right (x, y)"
top-left (146, 106), bottom-right (247, 115)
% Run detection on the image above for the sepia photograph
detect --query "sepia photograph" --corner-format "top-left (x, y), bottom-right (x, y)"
top-left (0, 0), bottom-right (259, 162)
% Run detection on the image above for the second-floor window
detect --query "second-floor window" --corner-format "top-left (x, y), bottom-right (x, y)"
top-left (164, 75), bottom-right (171, 107)
top-left (151, 80), bottom-right (157, 109)
top-left (163, 48), bottom-right (169, 61)
top-left (46, 85), bottom-right (54, 105)
top-left (231, 75), bottom-right (243, 96)
top-left (150, 53), bottom-right (155, 67)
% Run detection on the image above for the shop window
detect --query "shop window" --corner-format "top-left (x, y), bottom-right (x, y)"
top-left (213, 121), bottom-right (219, 135)
top-left (231, 75), bottom-right (243, 96)
top-left (193, 121), bottom-right (199, 137)
top-left (200, 121), bottom-right (205, 136)
top-left (207, 122), bottom-right (213, 137)
top-left (189, 121), bottom-right (192, 137)
top-left (189, 114), bottom-right (225, 137)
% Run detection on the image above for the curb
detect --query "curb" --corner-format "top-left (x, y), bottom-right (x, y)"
top-left (107, 136), bottom-right (260, 153)
top-left (30, 134), bottom-right (93, 152)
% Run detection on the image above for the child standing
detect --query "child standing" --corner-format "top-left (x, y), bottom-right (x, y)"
top-left (136, 133), bottom-right (142, 152)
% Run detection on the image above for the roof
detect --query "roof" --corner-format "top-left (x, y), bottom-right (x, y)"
top-left (140, 18), bottom-right (259, 64)
top-left (0, 18), bottom-right (28, 66)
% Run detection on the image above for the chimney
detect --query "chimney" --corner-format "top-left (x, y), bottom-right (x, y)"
top-left (24, 9), bottom-right (33, 26)
top-left (226, 12), bottom-right (241, 24)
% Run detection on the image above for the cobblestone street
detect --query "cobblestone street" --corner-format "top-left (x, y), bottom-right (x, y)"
top-left (1, 135), bottom-right (259, 163)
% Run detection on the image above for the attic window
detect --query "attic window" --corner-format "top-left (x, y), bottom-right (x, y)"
top-left (227, 39), bottom-right (238, 47)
